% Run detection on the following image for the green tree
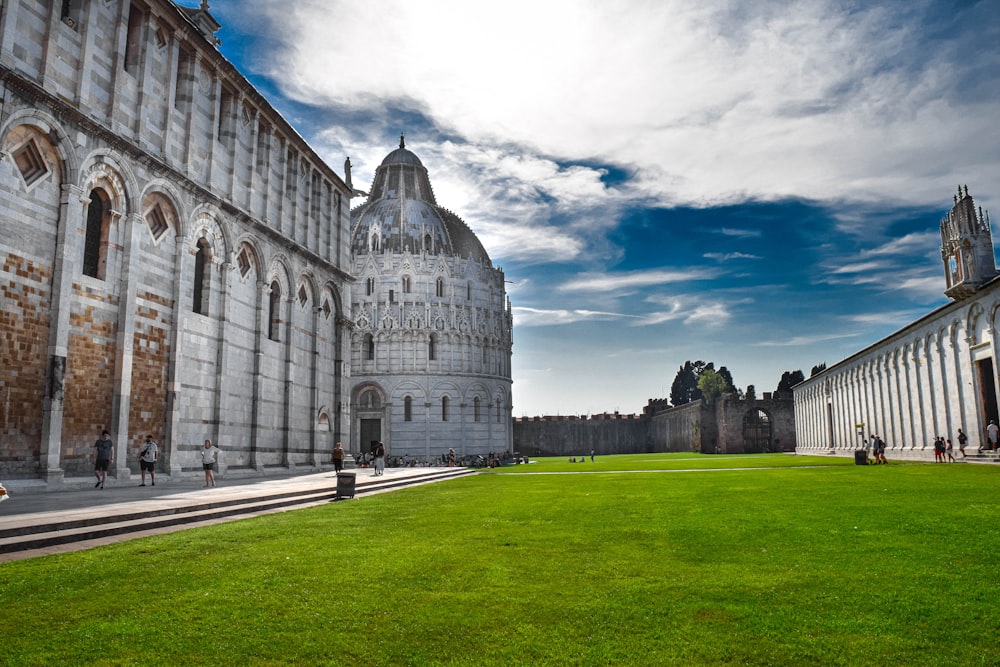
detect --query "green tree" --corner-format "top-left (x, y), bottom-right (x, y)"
top-left (697, 368), bottom-right (730, 399)
top-left (776, 370), bottom-right (805, 394)
top-left (810, 363), bottom-right (827, 377)
top-left (669, 361), bottom-right (701, 406)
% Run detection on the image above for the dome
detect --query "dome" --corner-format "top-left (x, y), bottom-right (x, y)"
top-left (350, 136), bottom-right (491, 263)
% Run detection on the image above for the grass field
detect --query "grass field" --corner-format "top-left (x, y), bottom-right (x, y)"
top-left (2, 453), bottom-right (998, 665)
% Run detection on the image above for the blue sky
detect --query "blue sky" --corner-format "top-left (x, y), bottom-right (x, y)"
top-left (200, 0), bottom-right (1000, 416)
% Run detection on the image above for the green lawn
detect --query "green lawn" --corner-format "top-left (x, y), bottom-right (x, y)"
top-left (2, 453), bottom-right (998, 665)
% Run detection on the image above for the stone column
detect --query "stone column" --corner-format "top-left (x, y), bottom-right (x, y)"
top-left (39, 184), bottom-right (85, 484)
top-left (212, 257), bottom-right (233, 477)
top-left (165, 233), bottom-right (187, 477)
top-left (250, 280), bottom-right (268, 472)
top-left (112, 210), bottom-right (139, 481)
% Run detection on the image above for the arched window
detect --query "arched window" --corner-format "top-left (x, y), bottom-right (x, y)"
top-left (428, 334), bottom-right (436, 361)
top-left (83, 188), bottom-right (111, 279)
top-left (496, 399), bottom-right (502, 423)
top-left (474, 397), bottom-right (481, 422)
top-left (366, 277), bottom-right (375, 296)
top-left (404, 396), bottom-right (413, 422)
top-left (268, 280), bottom-right (281, 341)
top-left (436, 277), bottom-right (444, 298)
top-left (441, 395), bottom-right (449, 421)
top-left (364, 333), bottom-right (375, 361)
top-left (467, 282), bottom-right (471, 300)
top-left (402, 275), bottom-right (411, 293)
top-left (193, 238), bottom-right (212, 315)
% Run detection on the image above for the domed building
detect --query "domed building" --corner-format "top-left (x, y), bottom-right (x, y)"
top-left (348, 137), bottom-right (514, 462)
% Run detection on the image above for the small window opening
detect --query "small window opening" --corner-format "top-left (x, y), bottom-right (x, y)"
top-left (83, 188), bottom-right (112, 279)
top-left (268, 281), bottom-right (282, 340)
top-left (193, 238), bottom-right (212, 315)
top-left (404, 396), bottom-right (413, 422)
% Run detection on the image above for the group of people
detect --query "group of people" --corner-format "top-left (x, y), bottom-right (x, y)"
top-left (864, 435), bottom-right (888, 464)
top-left (91, 430), bottom-right (220, 489)
top-left (932, 435), bottom-right (957, 462)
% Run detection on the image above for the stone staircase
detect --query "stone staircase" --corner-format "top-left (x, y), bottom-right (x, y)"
top-left (0, 467), bottom-right (474, 559)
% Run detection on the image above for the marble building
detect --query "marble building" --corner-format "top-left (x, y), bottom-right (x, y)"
top-left (794, 187), bottom-right (998, 458)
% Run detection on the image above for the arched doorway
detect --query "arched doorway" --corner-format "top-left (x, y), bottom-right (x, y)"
top-left (743, 409), bottom-right (772, 453)
top-left (354, 386), bottom-right (385, 458)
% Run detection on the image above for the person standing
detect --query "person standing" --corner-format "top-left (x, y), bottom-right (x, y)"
top-left (988, 420), bottom-right (1000, 452)
top-left (200, 439), bottom-right (220, 487)
top-left (373, 441), bottom-right (385, 477)
top-left (957, 428), bottom-right (968, 458)
top-left (332, 442), bottom-right (345, 472)
top-left (93, 430), bottom-right (114, 489)
top-left (138, 434), bottom-right (159, 486)
top-left (447, 447), bottom-right (456, 467)
top-left (945, 439), bottom-right (955, 463)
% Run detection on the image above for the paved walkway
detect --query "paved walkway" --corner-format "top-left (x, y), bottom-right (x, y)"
top-left (0, 466), bottom-right (448, 518)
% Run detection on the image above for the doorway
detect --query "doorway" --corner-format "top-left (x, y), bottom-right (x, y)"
top-left (361, 418), bottom-right (381, 455)
top-left (976, 357), bottom-right (998, 432)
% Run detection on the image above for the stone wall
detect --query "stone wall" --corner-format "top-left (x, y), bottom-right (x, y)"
top-left (514, 396), bottom-right (797, 457)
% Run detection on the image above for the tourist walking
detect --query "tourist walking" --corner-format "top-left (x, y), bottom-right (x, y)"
top-left (138, 434), bottom-right (159, 486)
top-left (945, 439), bottom-right (955, 462)
top-left (200, 439), bottom-right (220, 487)
top-left (332, 442), bottom-right (345, 472)
top-left (957, 428), bottom-right (968, 458)
top-left (448, 447), bottom-right (456, 467)
top-left (373, 441), bottom-right (385, 476)
top-left (93, 430), bottom-right (114, 489)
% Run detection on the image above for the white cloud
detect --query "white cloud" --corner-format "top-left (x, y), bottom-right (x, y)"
top-left (704, 252), bottom-right (762, 261)
top-left (229, 0), bottom-right (1000, 211)
top-left (512, 306), bottom-right (630, 327)
top-left (559, 269), bottom-right (715, 293)
top-left (719, 228), bottom-right (763, 238)
top-left (755, 332), bottom-right (861, 347)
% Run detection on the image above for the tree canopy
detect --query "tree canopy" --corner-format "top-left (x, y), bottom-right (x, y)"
top-left (697, 368), bottom-right (730, 400)
top-left (776, 370), bottom-right (805, 393)
top-left (670, 360), bottom-right (737, 405)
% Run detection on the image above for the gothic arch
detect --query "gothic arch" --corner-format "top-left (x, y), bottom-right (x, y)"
top-left (966, 302), bottom-right (986, 346)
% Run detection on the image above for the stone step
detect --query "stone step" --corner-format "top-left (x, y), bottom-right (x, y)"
top-left (0, 468), bottom-right (474, 556)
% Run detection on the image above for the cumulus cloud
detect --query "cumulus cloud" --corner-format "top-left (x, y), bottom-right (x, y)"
top-left (226, 0), bottom-right (998, 210)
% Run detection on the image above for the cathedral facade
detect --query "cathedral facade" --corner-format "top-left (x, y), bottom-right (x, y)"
top-left (794, 188), bottom-right (999, 457)
top-left (0, 0), bottom-right (511, 486)
top-left (348, 139), bottom-right (514, 461)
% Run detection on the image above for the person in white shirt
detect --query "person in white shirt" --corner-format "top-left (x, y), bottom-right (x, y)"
top-left (200, 439), bottom-right (220, 487)
top-left (138, 434), bottom-right (159, 486)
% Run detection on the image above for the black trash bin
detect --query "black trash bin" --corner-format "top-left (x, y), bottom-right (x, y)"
top-left (854, 449), bottom-right (868, 466)
top-left (336, 472), bottom-right (356, 499)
